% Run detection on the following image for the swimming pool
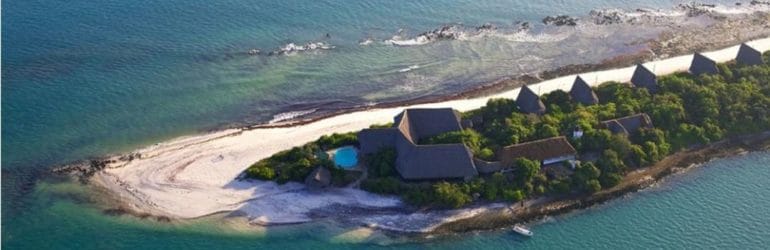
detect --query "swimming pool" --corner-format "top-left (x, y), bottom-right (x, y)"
top-left (333, 146), bottom-right (358, 169)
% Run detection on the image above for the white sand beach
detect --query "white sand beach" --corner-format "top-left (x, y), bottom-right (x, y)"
top-left (95, 37), bottom-right (770, 227)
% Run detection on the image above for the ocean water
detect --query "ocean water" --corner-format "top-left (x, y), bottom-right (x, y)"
top-left (3, 0), bottom-right (769, 249)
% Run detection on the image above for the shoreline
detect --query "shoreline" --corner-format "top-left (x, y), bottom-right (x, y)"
top-left (239, 12), bottom-right (770, 130)
top-left (53, 34), bottom-right (770, 233)
top-left (430, 132), bottom-right (770, 234)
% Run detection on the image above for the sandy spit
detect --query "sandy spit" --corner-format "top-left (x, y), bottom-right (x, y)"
top-left (93, 37), bottom-right (770, 227)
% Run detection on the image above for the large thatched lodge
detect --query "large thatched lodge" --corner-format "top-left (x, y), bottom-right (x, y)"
top-left (354, 43), bottom-right (760, 181)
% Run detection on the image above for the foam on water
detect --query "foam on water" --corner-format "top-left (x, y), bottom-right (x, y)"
top-left (268, 109), bottom-right (318, 124)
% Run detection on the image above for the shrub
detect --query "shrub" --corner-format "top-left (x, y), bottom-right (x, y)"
top-left (585, 179), bottom-right (602, 193)
top-left (246, 165), bottom-right (275, 180)
top-left (366, 148), bottom-right (397, 178)
top-left (316, 132), bottom-right (358, 150)
top-left (361, 177), bottom-right (402, 195)
top-left (502, 189), bottom-right (525, 201)
top-left (433, 182), bottom-right (472, 208)
top-left (599, 173), bottom-right (622, 188)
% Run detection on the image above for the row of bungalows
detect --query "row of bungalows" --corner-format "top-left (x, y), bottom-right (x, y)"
top-left (690, 43), bottom-right (764, 76)
top-left (356, 43), bottom-right (764, 181)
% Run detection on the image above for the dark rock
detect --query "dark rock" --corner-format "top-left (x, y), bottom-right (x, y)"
top-left (514, 21), bottom-right (531, 31)
top-left (476, 23), bottom-right (495, 31)
top-left (676, 3), bottom-right (716, 17)
top-left (156, 216), bottom-right (171, 223)
top-left (589, 9), bottom-right (628, 25)
top-left (103, 208), bottom-right (128, 216)
top-left (542, 15), bottom-right (578, 26)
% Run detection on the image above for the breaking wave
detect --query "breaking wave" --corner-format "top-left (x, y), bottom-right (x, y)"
top-left (398, 64), bottom-right (420, 73)
top-left (240, 2), bottom-right (770, 56)
top-left (268, 109), bottom-right (317, 124)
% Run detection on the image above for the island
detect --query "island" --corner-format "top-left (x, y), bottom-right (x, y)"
top-left (75, 40), bottom-right (770, 233)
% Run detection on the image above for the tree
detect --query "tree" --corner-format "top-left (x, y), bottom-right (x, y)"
top-left (477, 148), bottom-right (495, 161)
top-left (422, 129), bottom-right (484, 153)
top-left (548, 179), bottom-right (571, 194)
top-left (582, 129), bottom-right (613, 151)
top-left (535, 124), bottom-right (560, 138)
top-left (585, 179), bottom-right (602, 193)
top-left (607, 134), bottom-right (633, 157)
top-left (646, 93), bottom-right (686, 130)
top-left (597, 149), bottom-right (626, 174)
top-left (542, 90), bottom-right (574, 113)
top-left (643, 141), bottom-right (662, 164)
top-left (670, 123), bottom-right (709, 150)
top-left (483, 184), bottom-right (499, 200)
top-left (503, 189), bottom-right (526, 202)
top-left (512, 158), bottom-right (541, 184)
top-left (599, 173), bottom-right (622, 188)
top-left (628, 144), bottom-right (648, 168)
top-left (573, 162), bottom-right (601, 192)
top-left (367, 148), bottom-right (397, 178)
top-left (482, 98), bottom-right (518, 121)
top-left (574, 162), bottom-right (601, 183)
top-left (433, 182), bottom-right (472, 208)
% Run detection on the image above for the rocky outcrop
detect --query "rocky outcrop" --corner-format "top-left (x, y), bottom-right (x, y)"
top-left (542, 15), bottom-right (578, 26)
top-left (51, 153), bottom-right (141, 182)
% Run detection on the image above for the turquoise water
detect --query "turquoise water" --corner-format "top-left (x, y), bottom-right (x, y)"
top-left (3, 0), bottom-right (768, 249)
top-left (334, 146), bottom-right (359, 169)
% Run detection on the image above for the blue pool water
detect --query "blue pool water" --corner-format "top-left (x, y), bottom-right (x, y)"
top-left (333, 146), bottom-right (358, 169)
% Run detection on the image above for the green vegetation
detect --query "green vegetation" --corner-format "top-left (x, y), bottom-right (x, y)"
top-left (421, 129), bottom-right (496, 160)
top-left (362, 58), bottom-right (770, 208)
top-left (245, 132), bottom-right (358, 185)
top-left (250, 53), bottom-right (770, 209)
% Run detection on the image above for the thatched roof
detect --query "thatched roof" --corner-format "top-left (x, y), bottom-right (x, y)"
top-left (601, 113), bottom-right (653, 135)
top-left (395, 108), bottom-right (463, 142)
top-left (631, 64), bottom-right (658, 92)
top-left (516, 85), bottom-right (546, 114)
top-left (737, 43), bottom-right (764, 66)
top-left (305, 167), bottom-right (331, 188)
top-left (498, 136), bottom-right (577, 166)
top-left (395, 143), bottom-right (477, 180)
top-left (358, 128), bottom-right (398, 154)
top-left (689, 53), bottom-right (719, 75)
top-left (358, 108), bottom-right (479, 180)
top-left (569, 76), bottom-right (599, 105)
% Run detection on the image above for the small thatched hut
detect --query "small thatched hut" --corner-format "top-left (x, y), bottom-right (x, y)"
top-left (569, 76), bottom-right (599, 105)
top-left (516, 85), bottom-right (546, 114)
top-left (689, 53), bottom-right (719, 75)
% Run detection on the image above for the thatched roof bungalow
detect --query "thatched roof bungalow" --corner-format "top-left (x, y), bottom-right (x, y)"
top-left (689, 53), bottom-right (719, 76)
top-left (630, 64), bottom-right (658, 93)
top-left (498, 136), bottom-right (577, 166)
top-left (569, 76), bottom-right (599, 105)
top-left (736, 43), bottom-right (764, 66)
top-left (305, 167), bottom-right (331, 189)
top-left (358, 108), bottom-right (479, 180)
top-left (516, 85), bottom-right (546, 114)
top-left (601, 113), bottom-right (653, 135)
